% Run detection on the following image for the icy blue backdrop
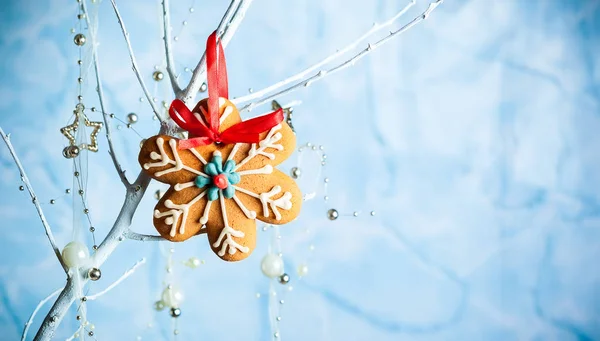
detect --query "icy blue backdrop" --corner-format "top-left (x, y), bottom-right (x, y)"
top-left (1, 0), bottom-right (599, 340)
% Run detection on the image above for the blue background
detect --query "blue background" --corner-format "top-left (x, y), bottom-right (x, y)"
top-left (1, 0), bottom-right (600, 340)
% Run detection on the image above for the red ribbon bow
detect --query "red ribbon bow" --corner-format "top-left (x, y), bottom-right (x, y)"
top-left (169, 31), bottom-right (283, 150)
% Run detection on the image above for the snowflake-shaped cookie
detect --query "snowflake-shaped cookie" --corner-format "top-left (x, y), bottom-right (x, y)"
top-left (138, 98), bottom-right (301, 261)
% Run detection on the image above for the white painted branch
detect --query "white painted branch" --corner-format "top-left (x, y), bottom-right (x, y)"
top-left (21, 288), bottom-right (62, 341)
top-left (82, 0), bottom-right (130, 187)
top-left (108, 0), bottom-right (164, 122)
top-left (87, 258), bottom-right (146, 300)
top-left (0, 127), bottom-right (68, 273)
top-left (33, 277), bottom-right (77, 341)
top-left (124, 229), bottom-right (165, 241)
top-left (161, 0), bottom-right (182, 95)
top-left (238, 0), bottom-right (444, 112)
top-left (33, 171), bottom-right (151, 341)
top-left (232, 0), bottom-right (416, 105)
top-left (182, 0), bottom-right (254, 104)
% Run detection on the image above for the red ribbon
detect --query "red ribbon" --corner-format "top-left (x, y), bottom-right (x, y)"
top-left (169, 31), bottom-right (283, 150)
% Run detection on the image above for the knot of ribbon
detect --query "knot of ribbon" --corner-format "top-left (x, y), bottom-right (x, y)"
top-left (169, 31), bottom-right (283, 150)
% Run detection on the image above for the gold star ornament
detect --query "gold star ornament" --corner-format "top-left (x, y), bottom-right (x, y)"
top-left (60, 104), bottom-right (103, 158)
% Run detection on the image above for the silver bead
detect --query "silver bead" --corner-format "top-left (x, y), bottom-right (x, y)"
top-left (88, 267), bottom-right (101, 281)
top-left (278, 273), bottom-right (290, 285)
top-left (154, 189), bottom-right (163, 200)
top-left (93, 245), bottom-right (98, 250)
top-left (327, 208), bottom-right (339, 220)
top-left (290, 167), bottom-right (301, 179)
top-left (200, 82), bottom-right (207, 92)
top-left (50, 199), bottom-right (56, 204)
top-left (62, 145), bottom-right (80, 159)
top-left (19, 185), bottom-right (24, 191)
top-left (65, 189), bottom-right (71, 194)
top-left (89, 226), bottom-right (95, 232)
top-left (83, 208), bottom-right (89, 214)
top-left (353, 211), bottom-right (359, 217)
top-left (76, 315), bottom-right (81, 320)
top-left (276, 316), bottom-right (282, 321)
top-left (152, 71), bottom-right (164, 81)
top-left (74, 171), bottom-right (80, 177)
top-left (88, 331), bottom-right (94, 337)
top-left (127, 112), bottom-right (138, 124)
top-left (78, 189), bottom-right (84, 195)
top-left (370, 211), bottom-right (376, 216)
top-left (154, 300), bottom-right (165, 311)
top-left (74, 33), bottom-right (86, 46)
top-left (170, 307), bottom-right (181, 318)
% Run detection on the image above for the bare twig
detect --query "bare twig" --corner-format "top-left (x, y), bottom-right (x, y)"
top-left (0, 127), bottom-right (68, 273)
top-left (82, 0), bottom-right (130, 187)
top-left (124, 230), bottom-right (165, 241)
top-left (108, 0), bottom-right (164, 122)
top-left (21, 288), bottom-right (62, 341)
top-left (87, 258), bottom-right (146, 300)
top-left (232, 0), bottom-right (416, 105)
top-left (238, 0), bottom-right (443, 112)
top-left (161, 0), bottom-right (182, 95)
top-left (182, 0), bottom-right (254, 104)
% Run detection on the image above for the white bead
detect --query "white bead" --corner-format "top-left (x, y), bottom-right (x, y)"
top-left (61, 241), bottom-right (89, 268)
top-left (162, 286), bottom-right (184, 308)
top-left (297, 264), bottom-right (309, 277)
top-left (260, 254), bottom-right (284, 278)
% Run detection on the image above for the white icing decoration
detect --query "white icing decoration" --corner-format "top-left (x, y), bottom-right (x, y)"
top-left (193, 112), bottom-right (208, 127)
top-left (232, 194), bottom-right (257, 219)
top-left (237, 164), bottom-right (273, 176)
top-left (189, 148), bottom-right (207, 165)
top-left (234, 185), bottom-right (293, 221)
top-left (154, 190), bottom-right (207, 237)
top-left (174, 182), bottom-right (195, 191)
top-left (235, 124), bottom-right (283, 170)
top-left (143, 137), bottom-right (209, 178)
top-left (213, 191), bottom-right (250, 256)
top-left (200, 199), bottom-right (212, 224)
top-left (227, 143), bottom-right (241, 162)
top-left (220, 105), bottom-right (234, 124)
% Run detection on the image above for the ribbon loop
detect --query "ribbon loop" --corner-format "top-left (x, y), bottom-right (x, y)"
top-left (168, 31), bottom-right (284, 150)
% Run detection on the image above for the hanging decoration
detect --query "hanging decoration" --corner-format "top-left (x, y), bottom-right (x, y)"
top-left (138, 31), bottom-right (302, 262)
top-left (60, 103), bottom-right (103, 157)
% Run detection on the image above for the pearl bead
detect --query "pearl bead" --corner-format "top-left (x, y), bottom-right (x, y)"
top-left (261, 254), bottom-right (284, 278)
top-left (170, 307), bottom-right (181, 318)
top-left (127, 113), bottom-right (138, 123)
top-left (88, 267), bottom-right (101, 281)
top-left (152, 71), bottom-right (164, 81)
top-left (290, 167), bottom-right (301, 179)
top-left (74, 33), bottom-right (86, 46)
top-left (62, 145), bottom-right (80, 159)
top-left (154, 300), bottom-right (165, 311)
top-left (162, 286), bottom-right (184, 308)
top-left (278, 273), bottom-right (290, 284)
top-left (297, 264), bottom-right (308, 277)
top-left (327, 209), bottom-right (339, 220)
top-left (188, 257), bottom-right (201, 268)
top-left (62, 241), bottom-right (89, 268)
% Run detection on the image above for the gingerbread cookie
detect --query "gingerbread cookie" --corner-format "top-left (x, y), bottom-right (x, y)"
top-left (139, 98), bottom-right (302, 261)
